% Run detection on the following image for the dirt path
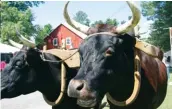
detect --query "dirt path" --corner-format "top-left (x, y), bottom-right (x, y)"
top-left (0, 91), bottom-right (51, 109)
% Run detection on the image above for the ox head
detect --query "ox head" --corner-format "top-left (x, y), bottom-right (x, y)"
top-left (0, 32), bottom-right (40, 99)
top-left (65, 1), bottom-right (141, 107)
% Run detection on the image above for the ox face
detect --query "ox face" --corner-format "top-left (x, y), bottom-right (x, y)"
top-left (68, 34), bottom-right (136, 107)
top-left (1, 46), bottom-right (39, 99)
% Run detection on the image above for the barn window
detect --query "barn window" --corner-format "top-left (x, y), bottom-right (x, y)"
top-left (52, 38), bottom-right (58, 46)
top-left (66, 37), bottom-right (72, 45)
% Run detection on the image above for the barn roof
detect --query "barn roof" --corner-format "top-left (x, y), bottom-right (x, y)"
top-left (44, 22), bottom-right (87, 40)
top-left (62, 23), bottom-right (87, 39)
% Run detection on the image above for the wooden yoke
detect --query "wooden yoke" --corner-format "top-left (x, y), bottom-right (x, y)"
top-left (43, 48), bottom-right (80, 68)
top-left (135, 38), bottom-right (163, 60)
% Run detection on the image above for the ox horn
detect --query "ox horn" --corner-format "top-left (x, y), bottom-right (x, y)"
top-left (115, 1), bottom-right (141, 34)
top-left (8, 39), bottom-right (23, 49)
top-left (15, 29), bottom-right (36, 48)
top-left (64, 1), bottom-right (90, 34)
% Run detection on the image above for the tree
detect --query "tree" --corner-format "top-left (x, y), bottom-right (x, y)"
top-left (34, 24), bottom-right (53, 45)
top-left (91, 18), bottom-right (118, 27)
top-left (7, 1), bottom-right (44, 11)
top-left (141, 2), bottom-right (156, 20)
top-left (73, 11), bottom-right (91, 26)
top-left (0, 1), bottom-right (44, 44)
top-left (128, 16), bottom-right (132, 20)
top-left (73, 11), bottom-right (118, 27)
top-left (105, 18), bottom-right (118, 26)
top-left (120, 20), bottom-right (126, 24)
top-left (91, 20), bottom-right (104, 27)
top-left (120, 16), bottom-right (131, 25)
top-left (141, 1), bottom-right (172, 51)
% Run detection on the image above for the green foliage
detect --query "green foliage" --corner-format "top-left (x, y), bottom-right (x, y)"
top-left (128, 16), bottom-right (132, 20)
top-left (119, 16), bottom-right (131, 25)
top-left (91, 20), bottom-right (104, 27)
top-left (34, 24), bottom-right (53, 45)
top-left (120, 20), bottom-right (126, 25)
top-left (0, 1), bottom-right (44, 45)
top-left (141, 1), bottom-right (172, 51)
top-left (74, 11), bottom-right (118, 27)
top-left (7, 1), bottom-right (44, 11)
top-left (91, 18), bottom-right (118, 27)
top-left (1, 2), bottom-right (35, 43)
top-left (74, 11), bottom-right (91, 26)
top-left (105, 18), bottom-right (118, 26)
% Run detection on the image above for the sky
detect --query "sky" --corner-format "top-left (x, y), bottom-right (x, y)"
top-left (31, 1), bottom-right (152, 38)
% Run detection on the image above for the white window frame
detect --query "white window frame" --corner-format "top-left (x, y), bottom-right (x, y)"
top-left (66, 37), bottom-right (72, 45)
top-left (52, 38), bottom-right (58, 46)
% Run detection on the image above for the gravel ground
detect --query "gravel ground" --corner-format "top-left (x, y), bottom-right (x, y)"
top-left (1, 81), bottom-right (171, 109)
top-left (0, 91), bottom-right (51, 109)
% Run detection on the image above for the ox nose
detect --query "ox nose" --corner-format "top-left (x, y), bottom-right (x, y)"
top-left (67, 79), bottom-right (85, 98)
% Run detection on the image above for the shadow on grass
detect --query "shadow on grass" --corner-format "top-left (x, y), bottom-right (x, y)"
top-left (157, 74), bottom-right (172, 109)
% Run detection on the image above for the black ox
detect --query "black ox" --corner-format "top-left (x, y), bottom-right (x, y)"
top-left (0, 35), bottom-right (96, 109)
top-left (64, 1), bottom-right (168, 109)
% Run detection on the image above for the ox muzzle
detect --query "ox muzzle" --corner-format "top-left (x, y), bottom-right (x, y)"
top-left (68, 79), bottom-right (97, 107)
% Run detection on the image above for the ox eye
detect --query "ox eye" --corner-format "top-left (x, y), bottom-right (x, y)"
top-left (105, 47), bottom-right (114, 57)
top-left (15, 61), bottom-right (23, 68)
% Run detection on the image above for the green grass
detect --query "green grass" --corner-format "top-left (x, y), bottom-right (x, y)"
top-left (158, 73), bottom-right (172, 109)
top-left (102, 74), bottom-right (172, 109)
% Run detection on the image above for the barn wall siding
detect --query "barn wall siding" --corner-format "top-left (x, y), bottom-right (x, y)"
top-left (45, 24), bottom-right (83, 50)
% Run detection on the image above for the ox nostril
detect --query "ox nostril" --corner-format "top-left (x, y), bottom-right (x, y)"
top-left (76, 82), bottom-right (84, 91)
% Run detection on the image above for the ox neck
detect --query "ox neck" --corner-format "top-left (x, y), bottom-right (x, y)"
top-left (37, 72), bottom-right (61, 102)
top-left (36, 53), bottom-right (78, 104)
top-left (109, 48), bottom-right (135, 101)
top-left (35, 53), bottom-right (62, 102)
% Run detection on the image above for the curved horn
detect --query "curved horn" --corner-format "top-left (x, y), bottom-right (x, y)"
top-left (16, 29), bottom-right (36, 48)
top-left (63, 1), bottom-right (90, 34)
top-left (8, 39), bottom-right (23, 49)
top-left (115, 1), bottom-right (141, 34)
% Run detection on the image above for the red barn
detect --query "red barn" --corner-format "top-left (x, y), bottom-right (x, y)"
top-left (44, 23), bottom-right (87, 50)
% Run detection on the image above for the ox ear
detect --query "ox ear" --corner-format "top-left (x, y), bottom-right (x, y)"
top-left (117, 34), bottom-right (136, 50)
